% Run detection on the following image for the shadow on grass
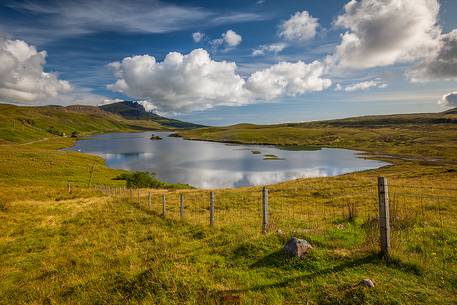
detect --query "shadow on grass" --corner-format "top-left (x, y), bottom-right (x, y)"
top-left (230, 252), bottom-right (423, 294)
top-left (248, 254), bottom-right (379, 291)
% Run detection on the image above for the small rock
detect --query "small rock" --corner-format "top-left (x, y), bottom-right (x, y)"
top-left (284, 237), bottom-right (312, 258)
top-left (360, 278), bottom-right (375, 288)
top-left (336, 223), bottom-right (346, 230)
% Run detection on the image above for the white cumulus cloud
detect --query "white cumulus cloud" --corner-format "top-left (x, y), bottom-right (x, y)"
top-left (192, 32), bottom-right (205, 43)
top-left (330, 0), bottom-right (441, 70)
top-left (438, 92), bottom-right (457, 107)
top-left (279, 11), bottom-right (318, 43)
top-left (0, 37), bottom-right (72, 104)
top-left (252, 43), bottom-right (288, 56)
top-left (107, 49), bottom-right (331, 113)
top-left (408, 29), bottom-right (457, 81)
top-left (344, 80), bottom-right (387, 92)
top-left (223, 30), bottom-right (242, 47)
top-left (210, 30), bottom-right (242, 49)
top-left (107, 49), bottom-right (249, 112)
top-left (246, 61), bottom-right (331, 100)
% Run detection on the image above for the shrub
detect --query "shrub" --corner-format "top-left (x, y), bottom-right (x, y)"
top-left (114, 172), bottom-right (192, 189)
top-left (47, 127), bottom-right (65, 137)
top-left (114, 172), bottom-right (165, 189)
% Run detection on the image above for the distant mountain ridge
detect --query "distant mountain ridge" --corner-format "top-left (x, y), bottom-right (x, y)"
top-left (443, 107), bottom-right (457, 115)
top-left (100, 101), bottom-right (204, 129)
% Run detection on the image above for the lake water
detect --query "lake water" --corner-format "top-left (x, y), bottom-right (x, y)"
top-left (66, 131), bottom-right (388, 188)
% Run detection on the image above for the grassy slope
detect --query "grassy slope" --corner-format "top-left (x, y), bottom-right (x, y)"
top-left (177, 111), bottom-right (457, 163)
top-left (0, 103), bottom-right (165, 201)
top-left (1, 109), bottom-right (457, 304)
top-left (0, 104), bottom-right (164, 144)
top-left (1, 191), bottom-right (455, 305)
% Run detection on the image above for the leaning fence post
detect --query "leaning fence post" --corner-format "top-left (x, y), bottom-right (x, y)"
top-left (210, 192), bottom-right (215, 226)
top-left (180, 193), bottom-right (184, 219)
top-left (148, 192), bottom-right (152, 210)
top-left (377, 177), bottom-right (391, 257)
top-left (162, 194), bottom-right (166, 217)
top-left (262, 187), bottom-right (269, 234)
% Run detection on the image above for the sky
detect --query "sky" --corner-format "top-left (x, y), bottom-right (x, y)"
top-left (0, 0), bottom-right (456, 125)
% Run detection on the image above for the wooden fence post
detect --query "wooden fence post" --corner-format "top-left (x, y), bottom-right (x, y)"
top-left (162, 194), bottom-right (166, 217)
top-left (262, 187), bottom-right (269, 234)
top-left (180, 193), bottom-right (184, 219)
top-left (130, 189), bottom-right (132, 202)
top-left (210, 192), bottom-right (215, 226)
top-left (148, 192), bottom-right (152, 210)
top-left (138, 189), bottom-right (141, 208)
top-left (88, 163), bottom-right (96, 187)
top-left (377, 177), bottom-right (391, 257)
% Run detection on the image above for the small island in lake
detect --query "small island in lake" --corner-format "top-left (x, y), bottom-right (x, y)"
top-left (168, 133), bottom-right (181, 137)
top-left (263, 154), bottom-right (284, 160)
top-left (150, 134), bottom-right (163, 140)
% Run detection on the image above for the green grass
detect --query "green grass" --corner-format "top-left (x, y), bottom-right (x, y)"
top-left (177, 111), bottom-right (457, 163)
top-left (1, 108), bottom-right (457, 304)
top-left (1, 189), bottom-right (456, 304)
top-left (0, 103), bottom-right (165, 144)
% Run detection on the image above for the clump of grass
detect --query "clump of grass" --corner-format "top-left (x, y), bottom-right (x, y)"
top-left (317, 283), bottom-right (369, 305)
top-left (0, 199), bottom-right (8, 212)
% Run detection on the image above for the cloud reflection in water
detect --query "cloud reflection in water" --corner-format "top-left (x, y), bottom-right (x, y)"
top-left (67, 132), bottom-right (388, 188)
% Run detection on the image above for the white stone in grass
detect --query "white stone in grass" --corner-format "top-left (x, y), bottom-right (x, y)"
top-left (360, 278), bottom-right (375, 288)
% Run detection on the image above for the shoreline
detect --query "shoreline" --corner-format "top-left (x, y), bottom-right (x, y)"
top-left (67, 131), bottom-right (393, 190)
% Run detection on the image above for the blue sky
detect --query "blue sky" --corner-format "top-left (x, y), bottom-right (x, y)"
top-left (0, 0), bottom-right (456, 125)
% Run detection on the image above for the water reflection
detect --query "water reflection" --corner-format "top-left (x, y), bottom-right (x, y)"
top-left (66, 132), bottom-right (388, 188)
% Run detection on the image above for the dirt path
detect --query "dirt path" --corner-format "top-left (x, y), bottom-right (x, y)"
top-left (19, 137), bottom-right (49, 146)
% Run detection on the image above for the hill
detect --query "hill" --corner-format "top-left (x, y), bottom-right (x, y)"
top-left (176, 110), bottom-right (457, 163)
top-left (0, 103), bottom-right (201, 144)
top-left (100, 101), bottom-right (204, 129)
top-left (443, 107), bottom-right (457, 114)
top-left (295, 109), bottom-right (457, 128)
top-left (0, 104), bottom-right (162, 144)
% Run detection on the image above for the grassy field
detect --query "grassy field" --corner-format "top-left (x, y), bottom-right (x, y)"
top-left (1, 108), bottom-right (457, 304)
top-left (0, 103), bottom-right (168, 144)
top-left (176, 111), bottom-right (457, 163)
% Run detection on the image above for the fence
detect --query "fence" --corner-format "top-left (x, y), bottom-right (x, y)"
top-left (95, 177), bottom-right (457, 274)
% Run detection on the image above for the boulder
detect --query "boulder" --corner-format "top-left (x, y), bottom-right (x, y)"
top-left (284, 237), bottom-right (312, 258)
top-left (360, 278), bottom-right (375, 288)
